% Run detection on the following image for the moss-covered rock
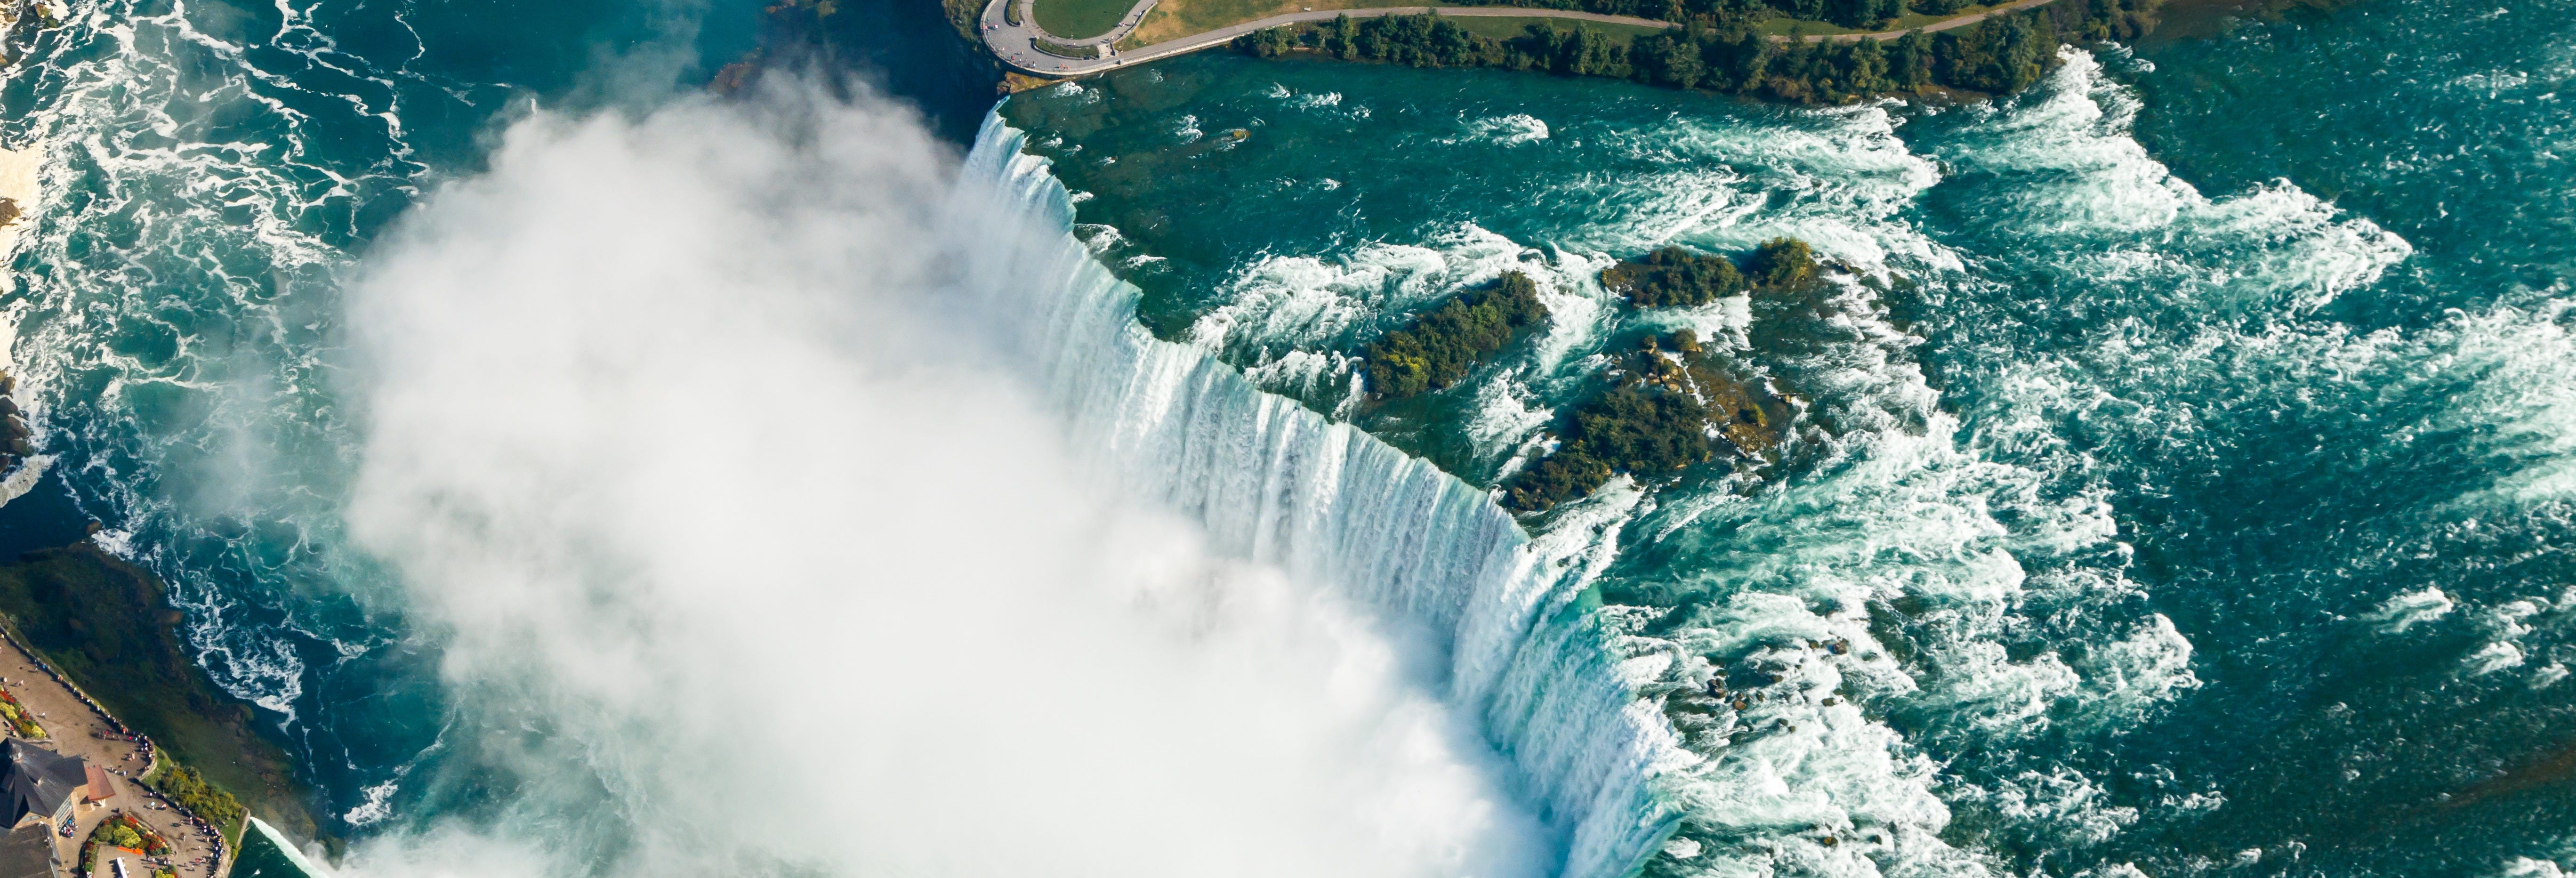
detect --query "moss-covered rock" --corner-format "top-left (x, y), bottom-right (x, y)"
top-left (1600, 246), bottom-right (1746, 308)
top-left (1747, 238), bottom-right (1819, 290)
top-left (1363, 272), bottom-right (1551, 399)
top-left (1599, 238), bottom-right (1819, 309)
top-left (1504, 330), bottom-right (1788, 512)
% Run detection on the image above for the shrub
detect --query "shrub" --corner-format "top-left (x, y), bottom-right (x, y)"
top-left (1748, 238), bottom-right (1819, 290)
top-left (150, 765), bottom-right (245, 831)
top-left (1601, 246), bottom-right (1747, 307)
top-left (1600, 237), bottom-right (1820, 309)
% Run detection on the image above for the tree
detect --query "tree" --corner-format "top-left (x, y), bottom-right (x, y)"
top-left (1751, 238), bottom-right (1819, 289)
top-left (1239, 27), bottom-right (1297, 57)
top-left (1891, 30), bottom-right (1932, 89)
top-left (1841, 38), bottom-right (1892, 95)
top-left (1635, 32), bottom-right (1706, 88)
top-left (1601, 246), bottom-right (1746, 307)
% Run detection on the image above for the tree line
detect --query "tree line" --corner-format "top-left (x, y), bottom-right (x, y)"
top-left (1239, 0), bottom-right (2161, 104)
top-left (1437, 0), bottom-right (2154, 33)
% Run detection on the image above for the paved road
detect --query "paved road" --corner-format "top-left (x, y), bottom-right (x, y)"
top-left (983, 0), bottom-right (1679, 77)
top-left (1794, 0), bottom-right (2064, 42)
top-left (982, 0), bottom-right (2068, 77)
top-left (0, 634), bottom-right (228, 878)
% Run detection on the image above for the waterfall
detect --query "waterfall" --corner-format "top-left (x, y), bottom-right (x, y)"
top-left (946, 112), bottom-right (1687, 878)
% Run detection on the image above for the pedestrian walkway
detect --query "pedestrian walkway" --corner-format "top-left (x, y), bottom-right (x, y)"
top-left (0, 632), bottom-right (230, 878)
top-left (982, 0), bottom-right (1680, 77)
top-left (980, 0), bottom-right (2072, 78)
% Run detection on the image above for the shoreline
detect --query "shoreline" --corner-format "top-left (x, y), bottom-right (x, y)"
top-left (982, 0), bottom-right (2081, 78)
top-left (982, 1), bottom-right (1678, 77)
top-left (0, 618), bottom-right (237, 878)
top-left (0, 543), bottom-right (326, 859)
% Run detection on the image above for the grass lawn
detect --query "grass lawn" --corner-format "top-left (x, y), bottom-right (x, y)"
top-left (1127, 0), bottom-right (1373, 45)
top-left (1034, 0), bottom-right (1142, 39)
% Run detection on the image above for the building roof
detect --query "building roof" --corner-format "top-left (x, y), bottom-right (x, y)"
top-left (0, 821), bottom-right (53, 878)
top-left (81, 766), bottom-right (111, 804)
top-left (0, 740), bottom-right (85, 828)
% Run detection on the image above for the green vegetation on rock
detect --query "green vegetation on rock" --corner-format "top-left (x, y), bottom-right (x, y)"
top-left (0, 544), bottom-right (316, 846)
top-left (1602, 246), bottom-right (1746, 307)
top-left (1602, 238), bottom-right (1817, 307)
top-left (1505, 330), bottom-right (1787, 511)
top-left (1500, 240), bottom-right (1822, 511)
top-left (145, 765), bottom-right (246, 839)
top-left (1240, 0), bottom-right (2162, 105)
top-left (1747, 237), bottom-right (1819, 288)
top-left (1362, 272), bottom-right (1551, 398)
top-left (1439, 0), bottom-right (2158, 34)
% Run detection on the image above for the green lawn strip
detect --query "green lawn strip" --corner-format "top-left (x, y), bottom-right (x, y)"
top-left (1445, 15), bottom-right (1672, 41)
top-left (1035, 36), bottom-right (1100, 57)
top-left (1033, 0), bottom-right (1139, 39)
top-left (0, 545), bottom-right (319, 847)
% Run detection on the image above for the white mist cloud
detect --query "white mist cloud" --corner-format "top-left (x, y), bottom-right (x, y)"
top-left (333, 79), bottom-right (1549, 878)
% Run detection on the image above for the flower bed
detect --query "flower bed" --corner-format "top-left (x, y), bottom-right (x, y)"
top-left (0, 687), bottom-right (44, 739)
top-left (78, 812), bottom-right (174, 878)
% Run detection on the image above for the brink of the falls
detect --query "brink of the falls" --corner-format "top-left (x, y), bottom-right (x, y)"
top-left (945, 113), bottom-right (1689, 878)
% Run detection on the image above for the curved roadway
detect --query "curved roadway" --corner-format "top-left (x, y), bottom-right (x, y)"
top-left (983, 1), bottom-right (1679, 76)
top-left (1800, 0), bottom-right (2066, 43)
top-left (982, 0), bottom-right (2067, 77)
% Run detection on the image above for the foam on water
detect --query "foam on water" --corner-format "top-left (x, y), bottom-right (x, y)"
top-left (1936, 49), bottom-right (2410, 318)
top-left (953, 114), bottom-right (1697, 878)
top-left (0, 0), bottom-right (744, 835)
top-left (0, 0), bottom-right (447, 729)
top-left (995, 52), bottom-right (2257, 875)
top-left (0, 0), bottom-right (2567, 870)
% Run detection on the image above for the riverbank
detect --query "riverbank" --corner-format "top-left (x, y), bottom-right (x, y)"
top-left (981, 2), bottom-right (1682, 77)
top-left (986, 0), bottom-right (2160, 82)
top-left (1225, 0), bottom-right (2155, 106)
top-left (0, 543), bottom-right (322, 851)
top-left (0, 617), bottom-right (232, 878)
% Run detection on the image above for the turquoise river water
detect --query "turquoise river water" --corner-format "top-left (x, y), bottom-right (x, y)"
top-left (0, 0), bottom-right (2568, 876)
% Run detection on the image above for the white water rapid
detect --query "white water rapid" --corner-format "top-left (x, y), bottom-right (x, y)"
top-left (948, 113), bottom-right (1686, 878)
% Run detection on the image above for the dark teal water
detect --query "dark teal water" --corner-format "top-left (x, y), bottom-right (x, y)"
top-left (1001, 5), bottom-right (2576, 873)
top-left (0, 0), bottom-right (991, 845)
top-left (1, 0), bottom-right (2570, 875)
